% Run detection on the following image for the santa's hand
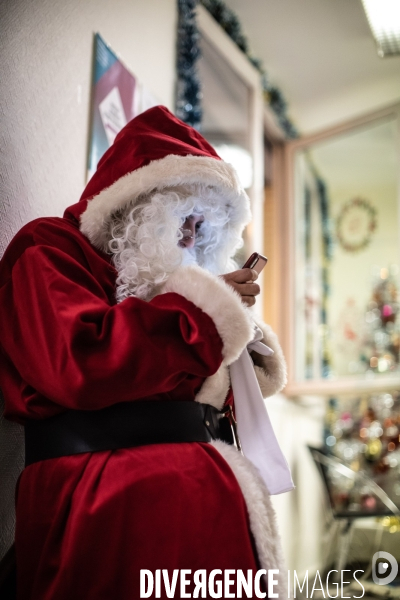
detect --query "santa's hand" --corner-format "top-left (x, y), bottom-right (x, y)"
top-left (220, 268), bottom-right (260, 307)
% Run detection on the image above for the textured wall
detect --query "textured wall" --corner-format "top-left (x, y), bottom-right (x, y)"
top-left (0, 0), bottom-right (177, 560)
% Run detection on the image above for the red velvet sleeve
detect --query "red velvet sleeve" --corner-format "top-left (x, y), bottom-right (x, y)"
top-left (0, 245), bottom-right (223, 415)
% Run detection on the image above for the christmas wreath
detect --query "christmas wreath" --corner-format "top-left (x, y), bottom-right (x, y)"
top-left (336, 197), bottom-right (377, 253)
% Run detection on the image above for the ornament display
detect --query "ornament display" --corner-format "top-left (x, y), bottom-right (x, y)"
top-left (360, 267), bottom-right (400, 375)
top-left (336, 197), bottom-right (377, 253)
top-left (323, 394), bottom-right (400, 516)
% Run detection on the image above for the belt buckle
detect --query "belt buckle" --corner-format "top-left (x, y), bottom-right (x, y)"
top-left (220, 405), bottom-right (242, 452)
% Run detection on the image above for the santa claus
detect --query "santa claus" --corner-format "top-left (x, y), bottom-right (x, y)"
top-left (0, 106), bottom-right (290, 599)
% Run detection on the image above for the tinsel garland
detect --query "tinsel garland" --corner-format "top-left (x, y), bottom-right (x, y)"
top-left (316, 174), bottom-right (332, 378)
top-left (200, 0), bottom-right (298, 138)
top-left (176, 0), bottom-right (202, 128)
top-left (176, 0), bottom-right (299, 138)
top-left (305, 159), bottom-right (334, 378)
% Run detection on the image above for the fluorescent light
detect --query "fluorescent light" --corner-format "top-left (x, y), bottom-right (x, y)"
top-left (214, 144), bottom-right (253, 189)
top-left (361, 0), bottom-right (400, 57)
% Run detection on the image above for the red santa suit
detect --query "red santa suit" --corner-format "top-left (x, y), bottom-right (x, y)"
top-left (0, 106), bottom-right (288, 599)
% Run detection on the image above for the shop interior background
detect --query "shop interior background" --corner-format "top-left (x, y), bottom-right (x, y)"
top-left (1, 0), bottom-right (400, 596)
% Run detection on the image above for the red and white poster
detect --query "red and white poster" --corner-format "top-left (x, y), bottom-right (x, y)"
top-left (88, 33), bottom-right (158, 179)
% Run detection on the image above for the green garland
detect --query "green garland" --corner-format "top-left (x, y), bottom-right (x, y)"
top-left (199, 0), bottom-right (299, 138)
top-left (176, 0), bottom-right (299, 138)
top-left (304, 158), bottom-right (334, 378)
top-left (176, 0), bottom-right (202, 128)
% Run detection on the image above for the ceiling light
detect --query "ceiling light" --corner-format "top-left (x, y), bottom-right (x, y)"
top-left (361, 0), bottom-right (400, 57)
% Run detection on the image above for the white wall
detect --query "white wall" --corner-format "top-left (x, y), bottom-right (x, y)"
top-left (268, 395), bottom-right (327, 574)
top-left (0, 0), bottom-right (177, 250)
top-left (0, 0), bottom-right (177, 560)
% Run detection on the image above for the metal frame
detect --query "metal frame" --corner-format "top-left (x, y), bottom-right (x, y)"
top-left (282, 102), bottom-right (400, 397)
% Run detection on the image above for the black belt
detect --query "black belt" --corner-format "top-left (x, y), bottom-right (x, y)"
top-left (24, 401), bottom-right (239, 467)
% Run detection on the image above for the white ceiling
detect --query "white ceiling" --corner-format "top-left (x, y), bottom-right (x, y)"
top-left (223, 0), bottom-right (400, 134)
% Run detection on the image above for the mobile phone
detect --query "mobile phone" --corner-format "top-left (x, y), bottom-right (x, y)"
top-left (242, 252), bottom-right (268, 275)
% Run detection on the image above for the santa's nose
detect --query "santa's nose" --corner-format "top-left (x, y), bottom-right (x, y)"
top-left (179, 215), bottom-right (203, 249)
top-left (181, 221), bottom-right (196, 248)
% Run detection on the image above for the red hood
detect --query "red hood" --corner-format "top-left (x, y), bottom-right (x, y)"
top-left (64, 105), bottom-right (221, 225)
top-left (63, 104), bottom-right (249, 254)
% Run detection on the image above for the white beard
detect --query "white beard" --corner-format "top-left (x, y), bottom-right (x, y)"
top-left (108, 186), bottom-right (243, 303)
top-left (180, 248), bottom-right (198, 267)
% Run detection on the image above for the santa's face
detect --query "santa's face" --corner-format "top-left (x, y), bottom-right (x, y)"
top-left (178, 214), bottom-right (204, 249)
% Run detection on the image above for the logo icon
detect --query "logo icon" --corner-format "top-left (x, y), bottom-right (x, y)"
top-left (372, 551), bottom-right (398, 585)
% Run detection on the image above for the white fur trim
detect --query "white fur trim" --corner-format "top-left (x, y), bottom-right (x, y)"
top-left (161, 265), bottom-right (253, 365)
top-left (80, 154), bottom-right (250, 251)
top-left (252, 318), bottom-right (287, 397)
top-left (194, 364), bottom-right (230, 410)
top-left (212, 441), bottom-right (288, 597)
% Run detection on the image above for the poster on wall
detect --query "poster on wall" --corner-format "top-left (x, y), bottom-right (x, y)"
top-left (88, 33), bottom-right (159, 179)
